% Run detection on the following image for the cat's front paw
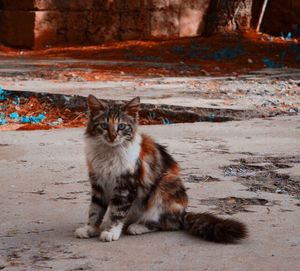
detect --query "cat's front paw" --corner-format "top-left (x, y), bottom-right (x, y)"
top-left (127, 223), bottom-right (150, 235)
top-left (99, 224), bottom-right (123, 242)
top-left (100, 231), bottom-right (117, 242)
top-left (75, 225), bottom-right (99, 239)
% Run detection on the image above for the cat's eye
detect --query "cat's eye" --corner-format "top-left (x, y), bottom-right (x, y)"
top-left (99, 122), bottom-right (108, 129)
top-left (118, 123), bottom-right (126, 130)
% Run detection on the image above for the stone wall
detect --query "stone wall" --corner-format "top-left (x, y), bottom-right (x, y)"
top-left (0, 0), bottom-right (210, 48)
top-left (0, 0), bottom-right (299, 48)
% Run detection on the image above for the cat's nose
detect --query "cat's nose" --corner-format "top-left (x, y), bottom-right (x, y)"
top-left (108, 133), bottom-right (117, 142)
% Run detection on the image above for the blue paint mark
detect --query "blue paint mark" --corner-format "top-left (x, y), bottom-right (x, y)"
top-left (13, 96), bottom-right (20, 105)
top-left (20, 113), bottom-right (46, 124)
top-left (162, 118), bottom-right (172, 125)
top-left (0, 112), bottom-right (6, 125)
top-left (148, 112), bottom-right (156, 119)
top-left (29, 114), bottom-right (46, 123)
top-left (0, 117), bottom-right (6, 125)
top-left (188, 46), bottom-right (210, 59)
top-left (171, 45), bottom-right (185, 54)
top-left (37, 113), bottom-right (46, 121)
top-left (213, 45), bottom-right (243, 61)
top-left (281, 44), bottom-right (300, 62)
top-left (126, 53), bottom-right (161, 62)
top-left (281, 32), bottom-right (292, 40)
top-left (208, 113), bottom-right (216, 122)
top-left (286, 32), bottom-right (292, 39)
top-left (9, 112), bottom-right (19, 120)
top-left (0, 86), bottom-right (7, 101)
top-left (263, 58), bottom-right (283, 68)
top-left (20, 116), bottom-right (31, 123)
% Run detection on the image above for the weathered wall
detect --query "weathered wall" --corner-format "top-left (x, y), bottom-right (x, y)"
top-left (0, 0), bottom-right (299, 48)
top-left (0, 0), bottom-right (210, 48)
top-left (0, 0), bottom-right (34, 47)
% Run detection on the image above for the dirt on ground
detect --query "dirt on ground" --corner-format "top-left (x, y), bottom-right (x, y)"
top-left (1, 32), bottom-right (299, 79)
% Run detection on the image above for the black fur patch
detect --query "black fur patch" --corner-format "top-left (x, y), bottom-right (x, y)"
top-left (182, 212), bottom-right (248, 243)
top-left (109, 171), bottom-right (138, 223)
top-left (91, 196), bottom-right (106, 209)
top-left (91, 183), bottom-right (104, 194)
top-left (160, 213), bottom-right (182, 231)
top-left (156, 143), bottom-right (178, 171)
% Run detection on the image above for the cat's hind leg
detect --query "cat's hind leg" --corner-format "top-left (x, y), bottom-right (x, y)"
top-left (126, 197), bottom-right (162, 235)
top-left (126, 212), bottom-right (183, 235)
top-left (127, 221), bottom-right (160, 235)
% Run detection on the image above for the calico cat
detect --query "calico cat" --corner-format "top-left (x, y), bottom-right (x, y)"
top-left (75, 95), bottom-right (248, 243)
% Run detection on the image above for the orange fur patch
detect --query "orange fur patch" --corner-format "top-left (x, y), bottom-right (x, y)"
top-left (139, 134), bottom-right (156, 160)
top-left (145, 192), bottom-right (156, 211)
top-left (138, 134), bottom-right (157, 185)
top-left (108, 118), bottom-right (116, 141)
top-left (87, 159), bottom-right (94, 173)
top-left (174, 196), bottom-right (188, 209)
top-left (163, 163), bottom-right (180, 181)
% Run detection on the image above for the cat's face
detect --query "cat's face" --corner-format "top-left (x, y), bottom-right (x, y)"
top-left (86, 95), bottom-right (140, 146)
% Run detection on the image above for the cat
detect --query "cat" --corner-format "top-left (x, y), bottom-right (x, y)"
top-left (75, 95), bottom-right (248, 243)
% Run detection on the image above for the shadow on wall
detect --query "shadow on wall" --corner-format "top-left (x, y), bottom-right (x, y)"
top-left (251, 0), bottom-right (300, 37)
top-left (0, 0), bottom-right (35, 48)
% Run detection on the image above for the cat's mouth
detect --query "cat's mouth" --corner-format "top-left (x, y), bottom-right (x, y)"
top-left (103, 138), bottom-right (123, 147)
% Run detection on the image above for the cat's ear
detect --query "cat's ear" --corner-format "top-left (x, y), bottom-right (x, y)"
top-left (123, 97), bottom-right (140, 117)
top-left (87, 95), bottom-right (107, 115)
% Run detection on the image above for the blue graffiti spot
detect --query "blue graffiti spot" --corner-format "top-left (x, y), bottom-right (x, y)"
top-left (208, 113), bottom-right (216, 122)
top-left (213, 45), bottom-right (243, 61)
top-left (148, 112), bottom-right (156, 119)
top-left (263, 58), bottom-right (283, 68)
top-left (0, 117), bottom-right (6, 125)
top-left (0, 86), bottom-right (7, 101)
top-left (13, 96), bottom-right (20, 105)
top-left (20, 113), bottom-right (46, 124)
top-left (162, 118), bottom-right (172, 125)
top-left (9, 112), bottom-right (19, 120)
top-left (171, 45), bottom-right (185, 54)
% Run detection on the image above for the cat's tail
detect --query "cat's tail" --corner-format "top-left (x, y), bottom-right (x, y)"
top-left (181, 212), bottom-right (248, 243)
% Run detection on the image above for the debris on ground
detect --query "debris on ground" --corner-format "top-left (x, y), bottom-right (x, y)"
top-left (224, 155), bottom-right (300, 197)
top-left (0, 90), bottom-right (255, 131)
top-left (186, 175), bottom-right (221, 183)
top-left (0, 90), bottom-right (86, 130)
top-left (198, 196), bottom-right (274, 215)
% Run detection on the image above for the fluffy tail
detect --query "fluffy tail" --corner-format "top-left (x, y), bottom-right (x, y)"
top-left (181, 212), bottom-right (248, 243)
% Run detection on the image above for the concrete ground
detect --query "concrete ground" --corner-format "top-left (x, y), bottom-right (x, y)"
top-left (1, 57), bottom-right (299, 112)
top-left (1, 116), bottom-right (300, 271)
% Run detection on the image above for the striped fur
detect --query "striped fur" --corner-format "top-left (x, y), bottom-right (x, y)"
top-left (75, 95), bottom-right (248, 243)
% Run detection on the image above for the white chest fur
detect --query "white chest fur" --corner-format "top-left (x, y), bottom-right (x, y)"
top-left (85, 134), bottom-right (141, 198)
